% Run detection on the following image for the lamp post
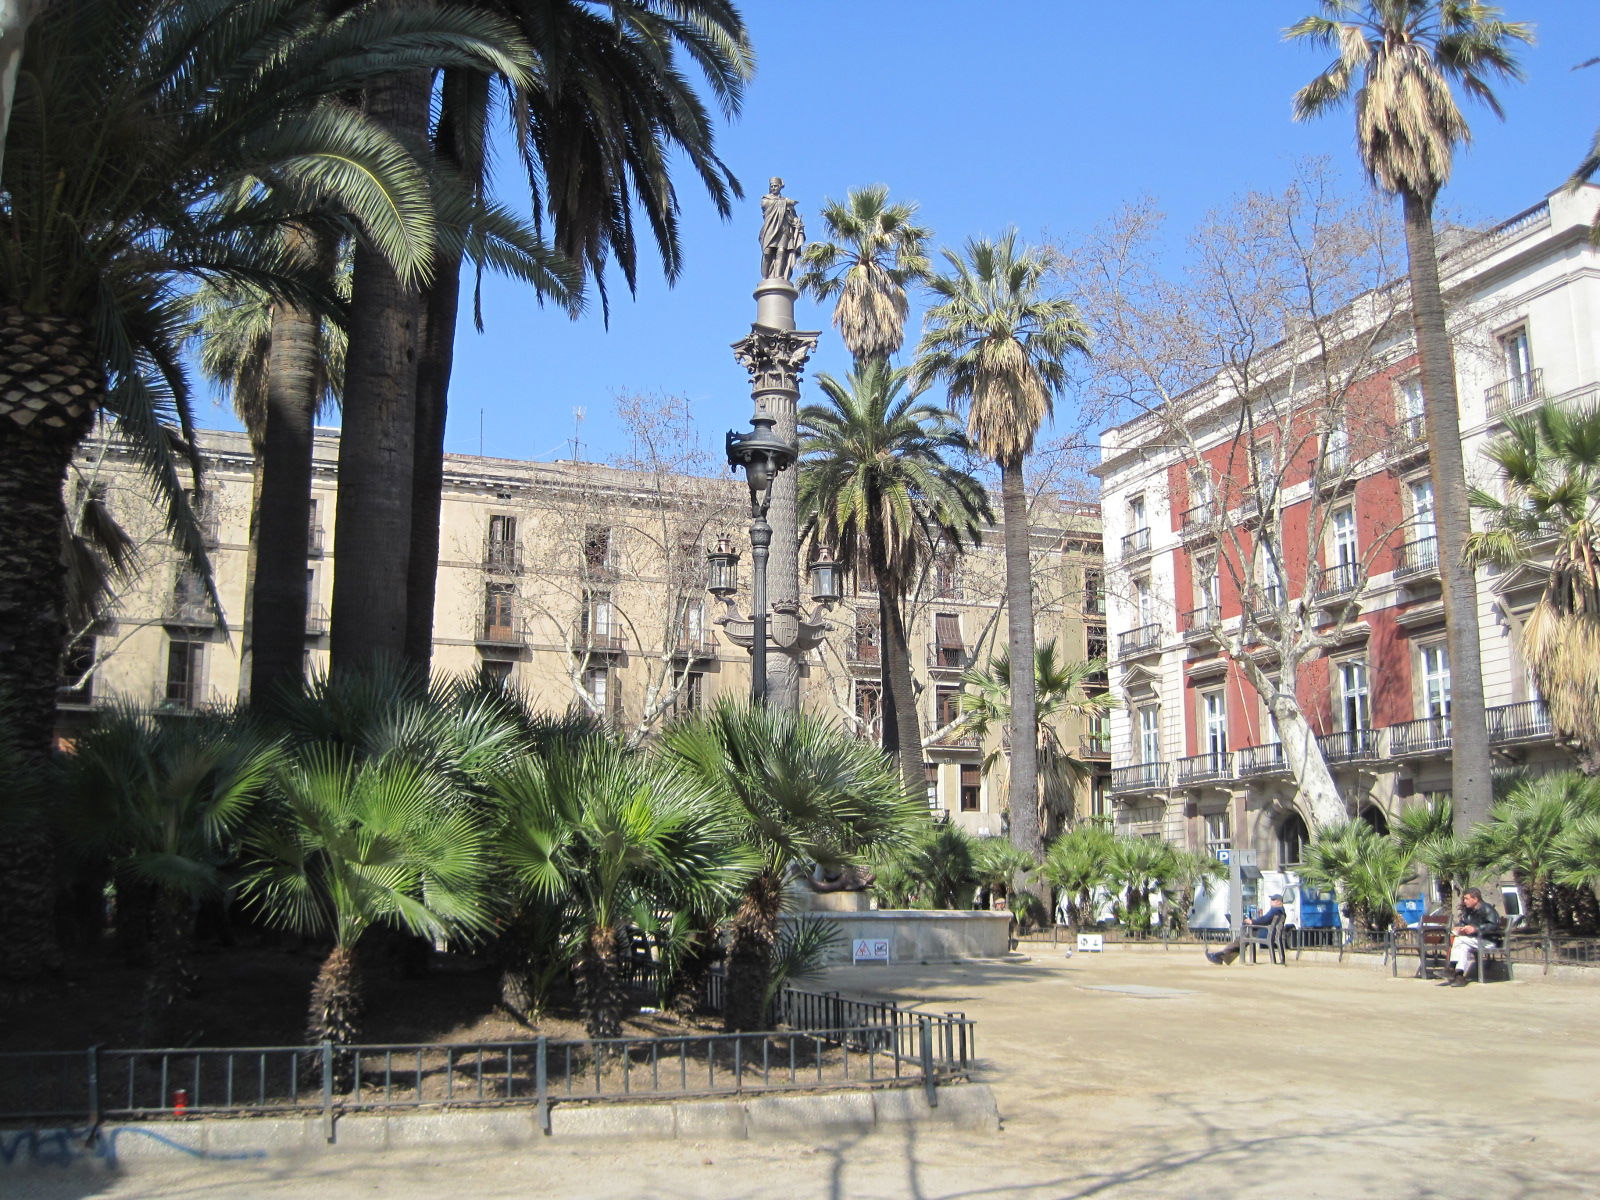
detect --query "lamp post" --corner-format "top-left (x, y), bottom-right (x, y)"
top-left (710, 407), bottom-right (841, 702)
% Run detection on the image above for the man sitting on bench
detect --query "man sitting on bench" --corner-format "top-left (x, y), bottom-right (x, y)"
top-left (1205, 894), bottom-right (1286, 965)
top-left (1442, 887), bottom-right (1503, 987)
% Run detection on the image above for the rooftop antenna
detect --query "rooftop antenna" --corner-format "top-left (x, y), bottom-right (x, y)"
top-left (571, 406), bottom-right (586, 460)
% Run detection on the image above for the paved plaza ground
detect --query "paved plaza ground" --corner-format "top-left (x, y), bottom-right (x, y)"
top-left (14, 946), bottom-right (1600, 1198)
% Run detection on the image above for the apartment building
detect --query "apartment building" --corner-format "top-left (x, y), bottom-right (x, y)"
top-left (60, 428), bottom-right (1106, 834)
top-left (1095, 184), bottom-right (1595, 871)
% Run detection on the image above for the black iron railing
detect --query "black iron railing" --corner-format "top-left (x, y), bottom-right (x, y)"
top-left (1121, 527), bottom-right (1151, 557)
top-left (1175, 752), bottom-right (1232, 785)
top-left (1389, 714), bottom-right (1451, 755)
top-left (1317, 728), bottom-right (1379, 763)
top-left (1179, 504), bottom-right (1215, 537)
top-left (1118, 623), bottom-right (1162, 656)
top-left (1237, 743), bottom-right (1287, 776)
top-left (1487, 700), bottom-right (1552, 744)
top-left (1315, 562), bottom-right (1364, 602)
top-left (1486, 367), bottom-right (1543, 416)
top-left (1110, 761), bottom-right (1168, 793)
top-left (1394, 536), bottom-right (1439, 580)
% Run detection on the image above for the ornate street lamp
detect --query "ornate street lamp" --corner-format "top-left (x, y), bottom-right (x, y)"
top-left (711, 410), bottom-right (838, 702)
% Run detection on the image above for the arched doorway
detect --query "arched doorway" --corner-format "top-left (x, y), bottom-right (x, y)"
top-left (1277, 812), bottom-right (1309, 868)
top-left (1360, 805), bottom-right (1389, 836)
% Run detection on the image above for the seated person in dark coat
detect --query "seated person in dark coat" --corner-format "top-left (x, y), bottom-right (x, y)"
top-left (1205, 894), bottom-right (1287, 965)
top-left (1443, 886), bottom-right (1503, 986)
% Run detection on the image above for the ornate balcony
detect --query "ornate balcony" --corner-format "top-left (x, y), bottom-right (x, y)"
top-left (1118, 623), bottom-right (1162, 658)
top-left (1121, 527), bottom-right (1152, 559)
top-left (1394, 536), bottom-right (1439, 581)
top-left (572, 626), bottom-right (626, 655)
top-left (1110, 761), bottom-right (1168, 794)
top-left (1486, 367), bottom-right (1543, 417)
top-left (304, 603), bottom-right (329, 637)
top-left (476, 614), bottom-right (527, 647)
top-left (1080, 731), bottom-right (1111, 760)
top-left (307, 524), bottom-right (325, 558)
top-left (1180, 606), bottom-right (1221, 643)
top-left (927, 644), bottom-right (967, 674)
top-left (1487, 700), bottom-right (1552, 745)
top-left (1237, 743), bottom-right (1288, 777)
top-left (483, 541), bottom-right (524, 574)
top-left (1314, 562), bottom-right (1365, 604)
top-left (1389, 714), bottom-right (1451, 756)
top-left (1176, 751), bottom-right (1233, 785)
top-left (1317, 727), bottom-right (1380, 764)
top-left (1179, 503), bottom-right (1216, 540)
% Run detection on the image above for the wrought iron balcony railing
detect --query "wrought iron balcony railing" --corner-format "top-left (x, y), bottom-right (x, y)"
top-left (1314, 562), bottom-right (1364, 603)
top-left (1179, 504), bottom-right (1215, 538)
top-left (1176, 751), bottom-right (1233, 785)
top-left (483, 542), bottom-right (524, 574)
top-left (1118, 623), bottom-right (1162, 657)
top-left (1487, 700), bottom-right (1552, 745)
top-left (1394, 536), bottom-right (1439, 580)
top-left (1485, 367), bottom-right (1543, 417)
top-left (1389, 714), bottom-right (1451, 756)
top-left (305, 603), bottom-right (329, 636)
top-left (475, 614), bottom-right (526, 646)
top-left (1110, 761), bottom-right (1168, 793)
top-left (1121, 527), bottom-right (1151, 558)
top-left (1317, 727), bottom-right (1380, 764)
top-left (1237, 743), bottom-right (1288, 776)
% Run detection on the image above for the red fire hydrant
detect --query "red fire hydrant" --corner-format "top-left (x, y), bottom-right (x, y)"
top-left (172, 1088), bottom-right (189, 1115)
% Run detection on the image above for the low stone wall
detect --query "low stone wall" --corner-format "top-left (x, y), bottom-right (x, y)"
top-left (783, 910), bottom-right (1013, 963)
top-left (0, 1085), bottom-right (1000, 1172)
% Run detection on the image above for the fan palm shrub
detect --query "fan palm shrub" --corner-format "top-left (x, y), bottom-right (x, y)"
top-left (1287, 0), bottom-right (1532, 829)
top-left (916, 231), bottom-right (1091, 861)
top-left (972, 837), bottom-right (1038, 912)
top-left (1107, 836), bottom-right (1176, 934)
top-left (799, 360), bottom-right (990, 789)
top-left (664, 700), bottom-right (923, 1031)
top-left (955, 641), bottom-right (1114, 839)
top-left (242, 745), bottom-right (494, 1046)
top-left (1040, 823), bottom-right (1117, 929)
top-left (1299, 819), bottom-right (1414, 937)
top-left (63, 709), bottom-right (280, 1038)
top-left (1155, 849), bottom-right (1227, 935)
top-left (488, 732), bottom-right (752, 1039)
top-left (1466, 401), bottom-right (1600, 764)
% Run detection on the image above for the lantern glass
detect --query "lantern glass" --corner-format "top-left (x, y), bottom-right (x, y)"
top-left (744, 454), bottom-right (772, 496)
top-left (707, 543), bottom-right (739, 598)
top-left (808, 557), bottom-right (840, 604)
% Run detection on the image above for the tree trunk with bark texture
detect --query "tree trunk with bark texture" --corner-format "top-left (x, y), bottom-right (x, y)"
top-left (724, 871), bottom-right (783, 1032)
top-left (1401, 192), bottom-right (1493, 832)
top-left (307, 942), bottom-right (363, 1046)
top-left (0, 308), bottom-right (101, 989)
top-left (999, 459), bottom-right (1040, 858)
top-left (139, 888), bottom-right (194, 1043)
top-left (403, 262), bottom-right (458, 667)
top-left (880, 590), bottom-right (924, 798)
top-left (575, 923), bottom-right (625, 1040)
top-left (330, 70), bottom-right (431, 675)
top-left (250, 229), bottom-right (327, 708)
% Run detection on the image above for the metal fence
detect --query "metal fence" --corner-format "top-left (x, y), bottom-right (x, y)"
top-left (0, 994), bottom-right (974, 1129)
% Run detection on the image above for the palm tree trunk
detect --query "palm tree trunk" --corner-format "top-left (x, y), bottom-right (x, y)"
top-left (880, 591), bottom-right (924, 796)
top-left (575, 923), bottom-right (625, 1040)
top-left (330, 69), bottom-right (431, 675)
top-left (403, 258), bottom-right (459, 667)
top-left (140, 888), bottom-right (192, 1043)
top-left (0, 308), bottom-right (101, 988)
top-left (250, 229), bottom-right (328, 708)
top-left (307, 942), bottom-right (364, 1046)
top-left (234, 449), bottom-right (266, 705)
top-left (725, 870), bottom-right (784, 1032)
top-left (999, 458), bottom-right (1041, 858)
top-left (1401, 191), bottom-right (1493, 832)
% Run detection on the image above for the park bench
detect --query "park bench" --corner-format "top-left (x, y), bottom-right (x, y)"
top-left (1392, 909), bottom-right (1519, 982)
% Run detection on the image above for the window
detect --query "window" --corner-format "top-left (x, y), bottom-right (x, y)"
top-left (1188, 467), bottom-right (1213, 521)
top-left (1201, 691), bottom-right (1227, 760)
top-left (853, 549), bottom-right (878, 595)
top-left (488, 513), bottom-right (518, 571)
top-left (1338, 659), bottom-right (1371, 731)
top-left (1204, 812), bottom-right (1231, 859)
top-left (671, 671), bottom-right (703, 717)
top-left (1251, 439), bottom-right (1277, 491)
top-left (1323, 423), bottom-right (1349, 474)
top-left (1089, 775), bottom-right (1109, 820)
top-left (583, 525), bottom-right (614, 573)
top-left (1137, 705), bottom-right (1161, 765)
top-left (925, 764), bottom-right (940, 811)
top-left (852, 610), bottom-right (880, 663)
top-left (1128, 493), bottom-right (1146, 529)
top-left (1331, 506), bottom-right (1358, 570)
top-left (165, 638), bottom-right (205, 708)
top-left (854, 681), bottom-right (883, 738)
top-left (680, 599), bottom-right (706, 646)
top-left (934, 548), bottom-right (960, 598)
top-left (933, 612), bottom-right (963, 667)
top-left (583, 665), bottom-right (611, 713)
top-left (59, 637), bottom-right (95, 705)
top-left (1194, 554), bottom-right (1220, 621)
top-left (1135, 576), bottom-right (1154, 627)
top-left (582, 590), bottom-right (616, 639)
top-left (960, 764), bottom-right (982, 812)
top-left (1085, 625), bottom-right (1108, 664)
top-left (1278, 813), bottom-right (1309, 867)
top-left (1259, 542), bottom-right (1286, 607)
top-left (1421, 644), bottom-right (1451, 719)
top-left (1500, 326), bottom-right (1533, 387)
top-left (1397, 375), bottom-right (1425, 436)
top-left (483, 582), bottom-right (515, 637)
top-left (935, 687), bottom-right (961, 730)
top-left (1409, 479), bottom-right (1436, 541)
top-left (480, 660), bottom-right (513, 687)
top-left (1084, 568), bottom-right (1104, 615)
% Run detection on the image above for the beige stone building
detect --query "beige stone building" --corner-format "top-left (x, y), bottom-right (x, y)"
top-left (61, 427), bottom-right (1107, 832)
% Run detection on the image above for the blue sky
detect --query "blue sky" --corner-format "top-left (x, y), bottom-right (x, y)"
top-left (196, 1), bottom-right (1600, 466)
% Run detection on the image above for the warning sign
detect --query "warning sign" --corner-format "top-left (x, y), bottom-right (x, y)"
top-left (852, 938), bottom-right (891, 963)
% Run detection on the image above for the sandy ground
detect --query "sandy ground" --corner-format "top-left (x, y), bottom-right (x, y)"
top-left (13, 947), bottom-right (1600, 1199)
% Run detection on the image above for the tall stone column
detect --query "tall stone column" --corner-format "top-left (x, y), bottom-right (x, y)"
top-left (733, 178), bottom-right (819, 709)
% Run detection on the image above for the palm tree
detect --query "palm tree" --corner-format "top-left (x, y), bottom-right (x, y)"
top-left (1155, 849), bottom-right (1227, 935)
top-left (63, 709), bottom-right (279, 1038)
top-left (1300, 819), bottom-right (1414, 937)
top-left (663, 700), bottom-right (923, 1031)
top-left (0, 0), bottom-right (528, 987)
top-left (1107, 836), bottom-right (1175, 933)
top-left (971, 837), bottom-right (1037, 911)
top-left (799, 361), bottom-right (990, 790)
top-left (1476, 771), bottom-right (1600, 966)
top-left (1287, 1), bottom-right (1532, 831)
top-left (954, 640), bottom-right (1114, 839)
top-left (1567, 56), bottom-right (1600, 242)
top-left (797, 184), bottom-right (932, 369)
top-left (489, 732), bottom-right (751, 1039)
top-left (331, 0), bottom-right (752, 671)
top-left (243, 745), bottom-right (493, 1045)
top-left (1040, 822), bottom-right (1116, 929)
top-left (1465, 401), bottom-right (1600, 764)
top-left (1392, 793), bottom-right (1479, 909)
top-left (915, 231), bottom-right (1091, 862)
